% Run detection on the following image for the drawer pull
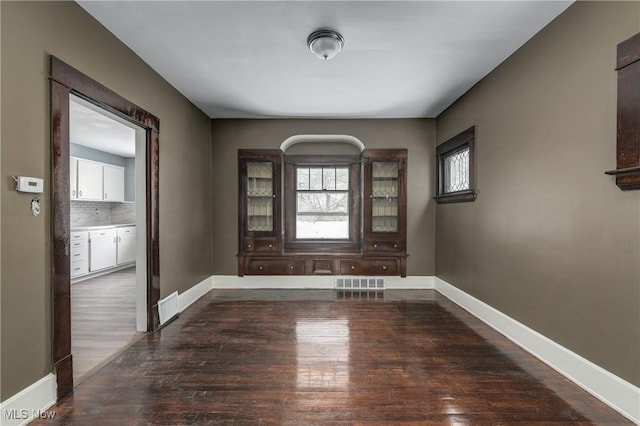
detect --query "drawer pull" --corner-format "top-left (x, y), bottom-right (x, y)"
top-left (373, 244), bottom-right (378, 248)
top-left (351, 265), bottom-right (355, 270)
top-left (289, 265), bottom-right (294, 270)
top-left (259, 265), bottom-right (263, 271)
top-left (79, 190), bottom-right (82, 196)
top-left (268, 244), bottom-right (273, 248)
top-left (74, 267), bottom-right (81, 271)
top-left (394, 244), bottom-right (398, 248)
top-left (248, 244), bottom-right (252, 248)
top-left (382, 265), bottom-right (387, 270)
top-left (74, 253), bottom-right (80, 257)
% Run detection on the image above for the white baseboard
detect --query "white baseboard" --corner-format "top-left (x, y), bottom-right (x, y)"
top-left (211, 275), bottom-right (434, 289)
top-left (0, 374), bottom-right (57, 426)
top-left (178, 276), bottom-right (214, 312)
top-left (435, 277), bottom-right (640, 424)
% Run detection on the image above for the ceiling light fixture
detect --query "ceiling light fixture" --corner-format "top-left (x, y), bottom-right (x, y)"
top-left (307, 29), bottom-right (344, 60)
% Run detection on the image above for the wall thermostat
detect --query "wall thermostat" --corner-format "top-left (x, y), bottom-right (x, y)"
top-left (15, 176), bottom-right (44, 193)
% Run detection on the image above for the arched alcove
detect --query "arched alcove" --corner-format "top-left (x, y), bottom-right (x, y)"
top-left (280, 134), bottom-right (365, 155)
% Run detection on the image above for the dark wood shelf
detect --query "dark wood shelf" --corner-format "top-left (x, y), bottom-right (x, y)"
top-left (604, 166), bottom-right (640, 177)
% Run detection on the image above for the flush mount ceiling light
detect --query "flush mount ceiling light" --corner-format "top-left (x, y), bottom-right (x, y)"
top-left (307, 29), bottom-right (345, 60)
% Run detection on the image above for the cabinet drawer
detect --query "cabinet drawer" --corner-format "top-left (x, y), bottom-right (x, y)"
top-left (71, 232), bottom-right (88, 248)
top-left (117, 226), bottom-right (136, 235)
top-left (340, 259), bottom-right (398, 275)
top-left (366, 240), bottom-right (404, 253)
top-left (89, 229), bottom-right (117, 239)
top-left (71, 260), bottom-right (88, 278)
top-left (71, 245), bottom-right (88, 262)
top-left (243, 239), bottom-right (279, 253)
top-left (246, 258), bottom-right (304, 275)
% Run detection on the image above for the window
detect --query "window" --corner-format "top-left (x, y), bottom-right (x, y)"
top-left (284, 155), bottom-right (361, 251)
top-left (296, 166), bottom-right (349, 239)
top-left (435, 126), bottom-right (476, 204)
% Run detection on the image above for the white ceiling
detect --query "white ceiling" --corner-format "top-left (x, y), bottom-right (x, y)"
top-left (70, 95), bottom-right (137, 157)
top-left (77, 1), bottom-right (572, 119)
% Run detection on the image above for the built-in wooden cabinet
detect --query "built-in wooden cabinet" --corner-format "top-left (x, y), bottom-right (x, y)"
top-left (238, 148), bottom-right (408, 277)
top-left (363, 149), bottom-right (407, 255)
top-left (238, 150), bottom-right (282, 261)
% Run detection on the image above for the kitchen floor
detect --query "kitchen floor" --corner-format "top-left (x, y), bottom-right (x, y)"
top-left (71, 266), bottom-right (142, 383)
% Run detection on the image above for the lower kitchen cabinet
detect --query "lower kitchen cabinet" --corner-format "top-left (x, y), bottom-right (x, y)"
top-left (117, 226), bottom-right (136, 265)
top-left (70, 231), bottom-right (89, 278)
top-left (71, 225), bottom-right (137, 282)
top-left (89, 229), bottom-right (117, 271)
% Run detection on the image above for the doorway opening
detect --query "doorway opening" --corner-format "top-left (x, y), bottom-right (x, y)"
top-left (68, 95), bottom-right (147, 382)
top-left (51, 56), bottom-right (160, 399)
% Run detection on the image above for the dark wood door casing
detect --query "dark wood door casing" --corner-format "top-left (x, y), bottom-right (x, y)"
top-left (50, 56), bottom-right (160, 399)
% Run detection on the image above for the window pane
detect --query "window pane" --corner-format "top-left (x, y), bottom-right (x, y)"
top-left (335, 168), bottom-right (349, 190)
top-left (443, 147), bottom-right (469, 193)
top-left (296, 192), bottom-right (349, 239)
top-left (296, 216), bottom-right (349, 239)
top-left (297, 167), bottom-right (309, 190)
top-left (297, 192), bottom-right (348, 213)
top-left (323, 167), bottom-right (336, 190)
top-left (309, 168), bottom-right (323, 190)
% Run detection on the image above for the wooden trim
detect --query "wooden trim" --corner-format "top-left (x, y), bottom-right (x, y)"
top-left (283, 155), bottom-right (361, 247)
top-left (50, 56), bottom-right (161, 399)
top-left (434, 190), bottom-right (477, 204)
top-left (607, 33), bottom-right (640, 190)
top-left (616, 32), bottom-right (640, 70)
top-left (50, 57), bottom-right (159, 132)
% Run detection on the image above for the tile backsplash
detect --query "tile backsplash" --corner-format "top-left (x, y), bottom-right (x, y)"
top-left (71, 201), bottom-right (136, 227)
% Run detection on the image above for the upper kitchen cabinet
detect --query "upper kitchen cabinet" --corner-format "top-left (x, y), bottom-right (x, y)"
top-left (103, 165), bottom-right (124, 202)
top-left (76, 158), bottom-right (104, 200)
top-left (71, 157), bottom-right (125, 202)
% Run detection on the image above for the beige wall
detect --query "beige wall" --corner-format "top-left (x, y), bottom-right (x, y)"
top-left (436, 1), bottom-right (640, 386)
top-left (211, 119), bottom-right (436, 276)
top-left (1, 1), bottom-right (212, 400)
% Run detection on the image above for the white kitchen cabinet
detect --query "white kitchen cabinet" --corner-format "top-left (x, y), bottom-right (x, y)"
top-left (72, 157), bottom-right (125, 202)
top-left (70, 231), bottom-right (88, 278)
top-left (117, 226), bottom-right (136, 264)
top-left (70, 157), bottom-right (78, 199)
top-left (89, 229), bottom-right (117, 271)
top-left (77, 159), bottom-right (104, 200)
top-left (103, 165), bottom-right (125, 202)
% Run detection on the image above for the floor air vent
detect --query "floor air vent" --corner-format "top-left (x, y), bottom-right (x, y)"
top-left (158, 291), bottom-right (180, 327)
top-left (335, 277), bottom-right (385, 290)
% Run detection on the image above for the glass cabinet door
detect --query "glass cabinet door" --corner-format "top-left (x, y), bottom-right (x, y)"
top-left (371, 161), bottom-right (399, 233)
top-left (246, 161), bottom-right (274, 232)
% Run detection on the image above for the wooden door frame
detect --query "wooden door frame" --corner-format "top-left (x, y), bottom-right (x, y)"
top-left (50, 56), bottom-right (160, 398)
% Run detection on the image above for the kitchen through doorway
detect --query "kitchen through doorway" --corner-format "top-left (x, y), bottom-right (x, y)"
top-left (69, 94), bottom-right (147, 382)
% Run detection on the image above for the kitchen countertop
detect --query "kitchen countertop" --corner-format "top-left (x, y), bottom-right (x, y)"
top-left (71, 223), bottom-right (135, 231)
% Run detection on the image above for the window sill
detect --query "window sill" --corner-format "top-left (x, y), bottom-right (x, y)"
top-left (434, 190), bottom-right (477, 204)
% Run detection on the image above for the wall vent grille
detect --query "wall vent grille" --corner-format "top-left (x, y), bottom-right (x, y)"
top-left (335, 277), bottom-right (385, 290)
top-left (158, 291), bottom-right (180, 327)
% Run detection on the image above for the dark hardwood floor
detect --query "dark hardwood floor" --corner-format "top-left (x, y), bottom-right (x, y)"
top-left (71, 266), bottom-right (142, 382)
top-left (38, 289), bottom-right (630, 425)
